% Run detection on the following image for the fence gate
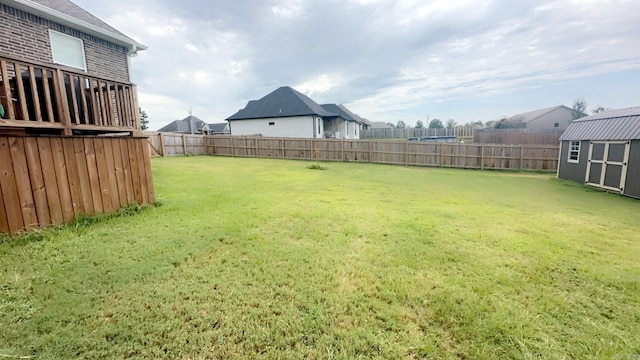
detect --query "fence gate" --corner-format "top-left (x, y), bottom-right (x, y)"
top-left (585, 141), bottom-right (630, 193)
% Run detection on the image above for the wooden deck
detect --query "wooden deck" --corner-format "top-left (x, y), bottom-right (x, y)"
top-left (0, 53), bottom-right (141, 135)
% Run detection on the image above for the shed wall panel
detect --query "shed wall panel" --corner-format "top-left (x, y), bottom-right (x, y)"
top-left (557, 140), bottom-right (588, 183)
top-left (623, 140), bottom-right (640, 198)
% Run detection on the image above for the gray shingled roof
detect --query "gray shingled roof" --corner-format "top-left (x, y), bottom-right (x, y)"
top-left (208, 122), bottom-right (229, 133)
top-left (370, 122), bottom-right (392, 129)
top-left (560, 106), bottom-right (640, 141)
top-left (158, 116), bottom-right (208, 133)
top-left (7, 0), bottom-right (146, 50)
top-left (30, 0), bottom-right (127, 37)
top-left (320, 104), bottom-right (359, 123)
top-left (336, 104), bottom-right (363, 124)
top-left (227, 86), bottom-right (339, 120)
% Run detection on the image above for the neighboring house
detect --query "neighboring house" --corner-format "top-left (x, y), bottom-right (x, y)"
top-left (500, 105), bottom-right (584, 130)
top-left (358, 116), bottom-right (372, 131)
top-left (208, 122), bottom-right (230, 135)
top-left (319, 103), bottom-right (362, 139)
top-left (557, 106), bottom-right (640, 198)
top-left (369, 122), bottom-right (393, 129)
top-left (0, 0), bottom-right (147, 135)
top-left (158, 115), bottom-right (209, 134)
top-left (226, 86), bottom-right (360, 139)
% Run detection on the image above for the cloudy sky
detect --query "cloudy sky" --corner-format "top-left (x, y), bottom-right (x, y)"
top-left (74, 0), bottom-right (640, 130)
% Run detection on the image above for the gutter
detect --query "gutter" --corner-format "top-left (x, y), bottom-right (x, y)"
top-left (4, 0), bottom-right (148, 55)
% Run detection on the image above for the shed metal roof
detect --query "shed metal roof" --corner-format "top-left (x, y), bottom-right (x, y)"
top-left (560, 106), bottom-right (640, 141)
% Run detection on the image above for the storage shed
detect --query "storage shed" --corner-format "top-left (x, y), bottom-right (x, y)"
top-left (557, 106), bottom-right (640, 198)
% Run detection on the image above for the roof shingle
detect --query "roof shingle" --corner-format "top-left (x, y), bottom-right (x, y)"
top-left (227, 86), bottom-right (339, 120)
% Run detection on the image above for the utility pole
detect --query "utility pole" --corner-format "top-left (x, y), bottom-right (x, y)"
top-left (189, 106), bottom-right (194, 134)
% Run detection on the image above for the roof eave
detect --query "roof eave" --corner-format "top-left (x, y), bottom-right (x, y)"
top-left (6, 0), bottom-right (148, 54)
top-left (227, 113), bottom-right (319, 121)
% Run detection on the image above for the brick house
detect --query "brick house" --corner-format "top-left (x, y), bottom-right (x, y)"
top-left (0, 0), bottom-right (154, 234)
top-left (0, 0), bottom-right (147, 135)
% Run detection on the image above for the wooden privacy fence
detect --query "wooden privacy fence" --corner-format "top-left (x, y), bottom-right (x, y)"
top-left (145, 132), bottom-right (207, 157)
top-left (362, 125), bottom-right (476, 140)
top-left (205, 137), bottom-right (559, 171)
top-left (474, 128), bottom-right (565, 145)
top-left (0, 135), bottom-right (154, 234)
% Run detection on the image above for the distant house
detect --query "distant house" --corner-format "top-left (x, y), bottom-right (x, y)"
top-left (208, 122), bottom-right (230, 135)
top-left (319, 103), bottom-right (362, 139)
top-left (369, 122), bottom-right (393, 129)
top-left (557, 106), bottom-right (640, 198)
top-left (226, 86), bottom-right (361, 139)
top-left (499, 105), bottom-right (584, 130)
top-left (158, 115), bottom-right (209, 134)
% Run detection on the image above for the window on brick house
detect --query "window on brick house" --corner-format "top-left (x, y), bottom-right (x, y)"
top-left (49, 30), bottom-right (87, 71)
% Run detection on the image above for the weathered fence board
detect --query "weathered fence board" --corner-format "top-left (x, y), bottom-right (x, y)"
top-left (474, 128), bottom-right (564, 145)
top-left (0, 135), bottom-right (155, 234)
top-left (146, 134), bottom-right (559, 171)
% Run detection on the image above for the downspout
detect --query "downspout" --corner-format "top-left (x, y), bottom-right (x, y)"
top-left (127, 45), bottom-right (138, 82)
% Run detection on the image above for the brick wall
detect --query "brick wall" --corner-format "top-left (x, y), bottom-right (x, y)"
top-left (0, 4), bottom-right (130, 83)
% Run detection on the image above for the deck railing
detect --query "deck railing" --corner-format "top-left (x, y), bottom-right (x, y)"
top-left (0, 53), bottom-right (141, 135)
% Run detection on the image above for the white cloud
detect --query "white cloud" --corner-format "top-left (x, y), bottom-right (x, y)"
top-left (73, 0), bottom-right (640, 126)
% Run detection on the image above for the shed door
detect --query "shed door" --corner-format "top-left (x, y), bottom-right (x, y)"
top-left (585, 141), bottom-right (630, 193)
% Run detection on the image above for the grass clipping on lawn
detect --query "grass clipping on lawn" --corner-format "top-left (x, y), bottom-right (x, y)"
top-left (1, 156), bottom-right (639, 359)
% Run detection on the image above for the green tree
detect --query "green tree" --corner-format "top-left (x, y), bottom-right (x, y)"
top-left (396, 120), bottom-right (406, 129)
top-left (140, 108), bottom-right (149, 130)
top-left (446, 119), bottom-right (456, 129)
top-left (386, 122), bottom-right (396, 128)
top-left (572, 98), bottom-right (587, 120)
top-left (494, 116), bottom-right (526, 129)
top-left (415, 120), bottom-right (424, 129)
top-left (428, 119), bottom-right (444, 129)
top-left (591, 106), bottom-right (609, 114)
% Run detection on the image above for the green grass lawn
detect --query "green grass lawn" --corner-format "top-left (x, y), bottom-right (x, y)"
top-left (1, 156), bottom-right (639, 359)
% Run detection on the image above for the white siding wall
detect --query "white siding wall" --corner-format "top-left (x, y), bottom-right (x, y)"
top-left (346, 122), bottom-right (360, 139)
top-left (230, 116), bottom-right (321, 138)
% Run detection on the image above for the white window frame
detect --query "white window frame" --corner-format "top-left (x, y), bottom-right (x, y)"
top-left (49, 30), bottom-right (87, 71)
top-left (568, 140), bottom-right (580, 163)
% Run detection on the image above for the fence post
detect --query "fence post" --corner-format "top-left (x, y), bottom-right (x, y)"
top-left (182, 134), bottom-right (187, 156)
top-left (341, 139), bottom-right (344, 161)
top-left (310, 139), bottom-right (313, 160)
top-left (480, 144), bottom-right (484, 170)
top-left (203, 135), bottom-right (208, 155)
top-left (231, 136), bottom-right (235, 157)
top-left (255, 137), bottom-right (259, 157)
top-left (405, 142), bottom-right (408, 166)
top-left (369, 140), bottom-right (372, 163)
top-left (281, 138), bottom-right (285, 158)
top-left (159, 133), bottom-right (165, 156)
